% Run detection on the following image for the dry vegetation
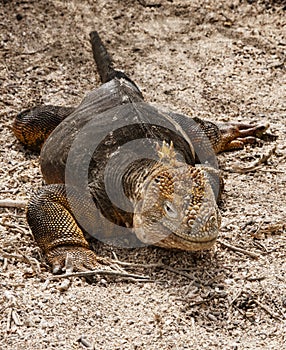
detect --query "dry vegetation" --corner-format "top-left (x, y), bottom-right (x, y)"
top-left (0, 0), bottom-right (285, 349)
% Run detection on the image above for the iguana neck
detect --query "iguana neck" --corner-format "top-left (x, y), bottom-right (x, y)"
top-left (122, 158), bottom-right (160, 203)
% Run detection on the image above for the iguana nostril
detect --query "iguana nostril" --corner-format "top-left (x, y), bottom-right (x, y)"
top-left (187, 218), bottom-right (195, 227)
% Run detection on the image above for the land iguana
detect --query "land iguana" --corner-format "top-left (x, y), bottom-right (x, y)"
top-left (13, 31), bottom-right (275, 273)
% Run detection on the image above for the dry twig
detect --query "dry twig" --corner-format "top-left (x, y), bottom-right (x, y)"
top-left (254, 299), bottom-right (281, 320)
top-left (49, 258), bottom-right (198, 283)
top-left (137, 0), bottom-right (161, 8)
top-left (0, 249), bottom-right (41, 274)
top-left (229, 146), bottom-right (277, 173)
top-left (218, 239), bottom-right (260, 259)
top-left (11, 309), bottom-right (23, 326)
top-left (50, 269), bottom-right (151, 282)
top-left (6, 308), bottom-right (12, 333)
top-left (109, 259), bottom-right (197, 281)
top-left (259, 222), bottom-right (285, 235)
top-left (0, 199), bottom-right (27, 208)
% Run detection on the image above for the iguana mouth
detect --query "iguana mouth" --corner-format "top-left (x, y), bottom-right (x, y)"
top-left (134, 219), bottom-right (219, 251)
top-left (157, 230), bottom-right (218, 251)
top-left (172, 229), bottom-right (219, 244)
top-left (164, 228), bottom-right (218, 250)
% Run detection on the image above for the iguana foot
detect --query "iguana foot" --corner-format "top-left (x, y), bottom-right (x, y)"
top-left (217, 122), bottom-right (277, 152)
top-left (47, 246), bottom-right (109, 274)
top-left (27, 184), bottom-right (110, 275)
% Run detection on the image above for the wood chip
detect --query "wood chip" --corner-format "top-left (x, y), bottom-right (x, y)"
top-left (0, 199), bottom-right (27, 208)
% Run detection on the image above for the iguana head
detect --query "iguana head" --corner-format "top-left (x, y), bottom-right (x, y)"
top-left (133, 142), bottom-right (221, 251)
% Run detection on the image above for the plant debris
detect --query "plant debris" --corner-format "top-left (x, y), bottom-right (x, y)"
top-left (1, 0), bottom-right (285, 349)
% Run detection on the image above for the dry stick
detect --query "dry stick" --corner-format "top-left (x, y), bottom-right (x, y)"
top-left (14, 246), bottom-right (41, 274)
top-left (109, 260), bottom-right (163, 269)
top-left (217, 239), bottom-right (260, 259)
top-left (6, 308), bottom-right (12, 333)
top-left (50, 269), bottom-right (151, 282)
top-left (52, 255), bottom-right (195, 282)
top-left (2, 258), bottom-right (8, 271)
top-left (0, 199), bottom-right (27, 208)
top-left (245, 275), bottom-right (267, 282)
top-left (109, 259), bottom-right (197, 281)
top-left (4, 222), bottom-right (30, 235)
top-left (254, 300), bottom-right (281, 320)
top-left (137, 0), bottom-right (161, 7)
top-left (0, 249), bottom-right (41, 274)
top-left (0, 252), bottom-right (27, 262)
top-left (11, 310), bottom-right (22, 326)
top-left (259, 221), bottom-right (285, 235)
top-left (259, 169), bottom-right (284, 174)
top-left (230, 145), bottom-right (277, 174)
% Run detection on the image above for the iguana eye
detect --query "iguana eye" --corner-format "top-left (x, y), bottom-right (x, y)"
top-left (164, 201), bottom-right (178, 219)
top-left (154, 176), bottom-right (162, 183)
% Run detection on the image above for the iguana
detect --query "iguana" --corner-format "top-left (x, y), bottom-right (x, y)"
top-left (13, 31), bottom-right (274, 273)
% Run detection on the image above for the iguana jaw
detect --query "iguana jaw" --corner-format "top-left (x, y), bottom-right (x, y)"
top-left (133, 211), bottom-right (220, 251)
top-left (153, 217), bottom-right (220, 251)
top-left (155, 234), bottom-right (218, 251)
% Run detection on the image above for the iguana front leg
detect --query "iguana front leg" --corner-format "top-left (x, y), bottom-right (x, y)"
top-left (192, 117), bottom-right (276, 154)
top-left (27, 184), bottom-right (100, 273)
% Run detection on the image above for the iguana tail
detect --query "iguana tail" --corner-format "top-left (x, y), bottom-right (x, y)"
top-left (89, 31), bottom-right (143, 96)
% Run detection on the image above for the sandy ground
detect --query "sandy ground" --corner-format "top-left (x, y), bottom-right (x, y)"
top-left (0, 0), bottom-right (285, 349)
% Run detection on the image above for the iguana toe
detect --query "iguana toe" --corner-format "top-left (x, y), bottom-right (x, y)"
top-left (46, 246), bottom-right (98, 274)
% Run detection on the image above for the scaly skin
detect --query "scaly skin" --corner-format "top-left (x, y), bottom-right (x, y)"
top-left (13, 105), bottom-right (75, 152)
top-left (13, 31), bottom-right (276, 273)
top-left (131, 159), bottom-right (221, 251)
top-left (25, 140), bottom-right (221, 272)
top-left (21, 116), bottom-right (271, 274)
